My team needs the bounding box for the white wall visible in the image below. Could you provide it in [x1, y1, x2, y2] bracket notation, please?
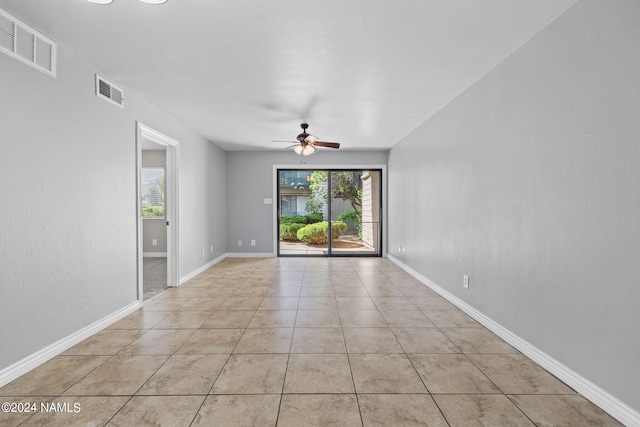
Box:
[180, 138, 228, 275]
[226, 150, 388, 254]
[388, 0, 640, 415]
[0, 41, 226, 372]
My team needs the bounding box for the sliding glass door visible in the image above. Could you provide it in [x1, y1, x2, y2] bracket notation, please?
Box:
[330, 170, 381, 255]
[277, 169, 382, 257]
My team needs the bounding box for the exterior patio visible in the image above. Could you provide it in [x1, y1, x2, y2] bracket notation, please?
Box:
[278, 170, 381, 256]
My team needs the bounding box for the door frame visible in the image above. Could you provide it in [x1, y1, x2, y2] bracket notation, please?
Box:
[273, 164, 387, 257]
[136, 123, 180, 301]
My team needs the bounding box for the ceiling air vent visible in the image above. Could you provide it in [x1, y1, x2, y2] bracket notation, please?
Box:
[0, 8, 56, 77]
[96, 75, 124, 107]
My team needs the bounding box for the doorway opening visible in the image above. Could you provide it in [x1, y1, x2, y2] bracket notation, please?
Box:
[277, 168, 382, 257]
[136, 123, 180, 301]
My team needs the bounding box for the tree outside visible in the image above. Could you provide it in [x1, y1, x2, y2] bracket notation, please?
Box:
[142, 168, 165, 218]
[279, 169, 381, 255]
[305, 171, 362, 238]
[305, 171, 362, 215]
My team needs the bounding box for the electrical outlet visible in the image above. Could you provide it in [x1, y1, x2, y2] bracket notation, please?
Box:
[201, 248, 205, 257]
[238, 240, 242, 247]
[251, 239, 256, 246]
[210, 245, 214, 253]
[152, 239, 157, 246]
[463, 275, 469, 289]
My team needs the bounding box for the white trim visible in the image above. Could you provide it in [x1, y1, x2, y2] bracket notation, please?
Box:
[226, 252, 276, 258]
[272, 164, 387, 257]
[138, 123, 179, 147]
[0, 301, 140, 388]
[167, 144, 180, 286]
[136, 123, 180, 301]
[179, 253, 228, 284]
[387, 254, 640, 427]
[143, 252, 167, 258]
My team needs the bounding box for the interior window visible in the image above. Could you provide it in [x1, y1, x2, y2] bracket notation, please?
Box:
[141, 167, 165, 218]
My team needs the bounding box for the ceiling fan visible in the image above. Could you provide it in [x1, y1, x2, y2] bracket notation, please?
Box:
[274, 123, 340, 156]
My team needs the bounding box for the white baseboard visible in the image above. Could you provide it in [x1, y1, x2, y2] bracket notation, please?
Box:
[0, 301, 141, 388]
[179, 253, 227, 284]
[387, 255, 640, 427]
[143, 252, 167, 258]
[226, 252, 276, 258]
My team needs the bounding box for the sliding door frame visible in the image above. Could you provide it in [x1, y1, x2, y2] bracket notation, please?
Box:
[273, 164, 386, 257]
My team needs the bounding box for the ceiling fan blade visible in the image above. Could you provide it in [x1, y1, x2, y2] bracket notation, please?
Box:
[313, 141, 340, 149]
[271, 140, 296, 143]
[279, 144, 299, 151]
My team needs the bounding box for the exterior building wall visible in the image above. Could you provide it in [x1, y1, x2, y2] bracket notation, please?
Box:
[361, 171, 380, 247]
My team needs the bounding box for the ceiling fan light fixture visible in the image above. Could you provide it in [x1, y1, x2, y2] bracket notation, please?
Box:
[282, 123, 338, 155]
[86, 0, 114, 4]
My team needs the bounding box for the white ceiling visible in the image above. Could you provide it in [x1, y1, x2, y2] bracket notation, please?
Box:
[1, 0, 578, 151]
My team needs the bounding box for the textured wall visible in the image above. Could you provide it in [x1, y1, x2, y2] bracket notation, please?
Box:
[225, 150, 388, 254]
[0, 43, 226, 370]
[387, 0, 640, 412]
[178, 137, 227, 275]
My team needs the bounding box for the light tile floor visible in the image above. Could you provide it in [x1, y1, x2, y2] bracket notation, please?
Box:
[0, 257, 623, 426]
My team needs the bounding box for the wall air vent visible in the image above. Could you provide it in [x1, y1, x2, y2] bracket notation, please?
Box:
[95, 75, 124, 107]
[0, 8, 56, 77]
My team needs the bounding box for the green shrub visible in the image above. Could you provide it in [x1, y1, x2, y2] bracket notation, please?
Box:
[297, 221, 347, 244]
[281, 214, 307, 224]
[305, 213, 323, 224]
[142, 206, 165, 217]
[280, 223, 306, 241]
[336, 209, 359, 223]
[336, 210, 362, 239]
[332, 221, 348, 239]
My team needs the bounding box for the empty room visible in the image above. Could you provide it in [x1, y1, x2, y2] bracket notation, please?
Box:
[0, 0, 638, 426]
